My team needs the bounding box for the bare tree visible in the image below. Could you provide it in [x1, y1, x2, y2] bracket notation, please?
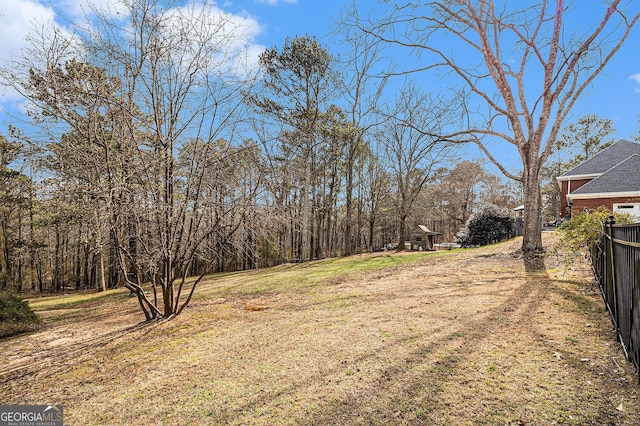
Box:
[335, 8, 388, 255]
[425, 161, 485, 241]
[380, 86, 456, 246]
[1, 0, 256, 318]
[361, 151, 392, 251]
[357, 0, 639, 255]
[93, 0, 255, 318]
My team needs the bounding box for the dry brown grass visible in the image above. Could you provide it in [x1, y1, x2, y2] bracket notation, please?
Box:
[1, 234, 639, 425]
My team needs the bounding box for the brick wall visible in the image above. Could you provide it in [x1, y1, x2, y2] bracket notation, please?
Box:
[560, 178, 592, 217]
[571, 196, 640, 215]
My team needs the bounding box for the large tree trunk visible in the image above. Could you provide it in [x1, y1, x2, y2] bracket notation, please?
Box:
[522, 168, 543, 254]
[398, 212, 408, 250]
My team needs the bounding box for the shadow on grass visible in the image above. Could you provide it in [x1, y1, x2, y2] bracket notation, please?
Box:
[298, 261, 551, 425]
[203, 253, 625, 425]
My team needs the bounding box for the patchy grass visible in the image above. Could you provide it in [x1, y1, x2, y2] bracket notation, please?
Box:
[1, 234, 639, 425]
[199, 250, 439, 297]
[28, 288, 127, 310]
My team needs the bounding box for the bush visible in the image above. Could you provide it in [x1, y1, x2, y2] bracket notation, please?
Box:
[0, 293, 41, 338]
[557, 206, 633, 253]
[456, 204, 515, 247]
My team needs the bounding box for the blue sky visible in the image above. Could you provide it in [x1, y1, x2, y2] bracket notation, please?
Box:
[0, 0, 352, 118]
[1, 0, 639, 175]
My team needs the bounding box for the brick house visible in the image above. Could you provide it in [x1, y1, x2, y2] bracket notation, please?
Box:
[556, 139, 640, 218]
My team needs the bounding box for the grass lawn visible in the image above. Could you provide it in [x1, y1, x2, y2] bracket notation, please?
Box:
[1, 234, 639, 425]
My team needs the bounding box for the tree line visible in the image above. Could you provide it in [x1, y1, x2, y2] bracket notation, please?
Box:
[1, 0, 636, 319]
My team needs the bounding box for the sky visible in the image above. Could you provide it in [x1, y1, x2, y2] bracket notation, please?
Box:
[0, 0, 639, 175]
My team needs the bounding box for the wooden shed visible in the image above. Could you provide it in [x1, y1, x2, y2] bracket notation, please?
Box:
[410, 225, 441, 251]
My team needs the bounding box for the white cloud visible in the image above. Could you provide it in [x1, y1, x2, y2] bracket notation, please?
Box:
[0, 0, 266, 105]
[0, 0, 58, 102]
[253, 0, 297, 5]
[0, 0, 56, 62]
[0, 0, 125, 58]
[159, 2, 266, 79]
[57, 0, 93, 19]
[630, 73, 640, 94]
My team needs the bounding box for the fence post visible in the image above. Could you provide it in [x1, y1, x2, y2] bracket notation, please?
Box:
[605, 216, 619, 333]
[635, 260, 640, 383]
[593, 218, 640, 382]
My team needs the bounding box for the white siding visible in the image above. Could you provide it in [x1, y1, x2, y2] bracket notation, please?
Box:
[613, 203, 640, 220]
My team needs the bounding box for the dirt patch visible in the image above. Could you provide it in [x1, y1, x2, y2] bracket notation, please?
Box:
[1, 234, 639, 425]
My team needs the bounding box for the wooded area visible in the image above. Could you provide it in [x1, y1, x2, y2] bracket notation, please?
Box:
[0, 0, 637, 319]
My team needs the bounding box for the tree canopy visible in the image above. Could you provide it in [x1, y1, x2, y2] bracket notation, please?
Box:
[353, 0, 639, 256]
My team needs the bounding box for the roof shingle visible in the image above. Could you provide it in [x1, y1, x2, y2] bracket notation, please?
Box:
[561, 139, 640, 177]
[570, 154, 640, 195]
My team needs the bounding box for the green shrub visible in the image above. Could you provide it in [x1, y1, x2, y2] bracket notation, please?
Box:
[557, 206, 633, 253]
[0, 293, 41, 338]
[456, 204, 515, 247]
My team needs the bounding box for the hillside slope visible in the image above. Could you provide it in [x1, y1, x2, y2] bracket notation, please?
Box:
[1, 235, 639, 425]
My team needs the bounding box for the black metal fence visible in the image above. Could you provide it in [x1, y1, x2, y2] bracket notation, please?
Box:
[590, 218, 640, 381]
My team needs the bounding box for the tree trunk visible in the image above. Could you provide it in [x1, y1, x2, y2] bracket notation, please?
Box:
[15, 210, 22, 292]
[83, 244, 91, 288]
[356, 194, 364, 253]
[163, 261, 173, 317]
[75, 235, 81, 290]
[108, 229, 119, 289]
[344, 162, 353, 256]
[37, 260, 43, 293]
[99, 250, 107, 292]
[300, 152, 311, 262]
[29, 194, 35, 291]
[368, 216, 375, 252]
[522, 169, 544, 253]
[0, 219, 9, 290]
[53, 225, 60, 292]
[398, 213, 408, 250]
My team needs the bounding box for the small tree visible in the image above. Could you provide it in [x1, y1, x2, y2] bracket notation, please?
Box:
[456, 204, 514, 248]
[2, 0, 257, 319]
[557, 207, 633, 253]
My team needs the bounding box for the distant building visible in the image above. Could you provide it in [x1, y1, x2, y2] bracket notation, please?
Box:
[556, 139, 640, 219]
[410, 225, 441, 251]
